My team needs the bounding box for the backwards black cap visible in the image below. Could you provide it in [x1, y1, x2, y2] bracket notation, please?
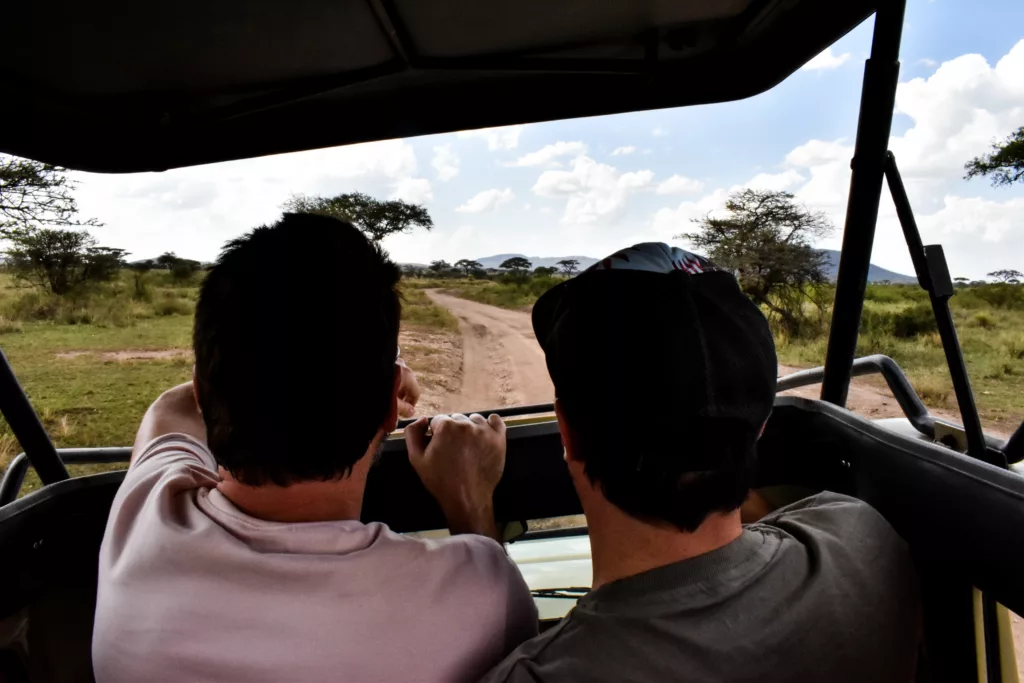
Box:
[532, 243, 777, 474]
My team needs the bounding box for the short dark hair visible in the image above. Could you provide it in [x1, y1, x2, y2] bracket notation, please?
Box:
[561, 406, 757, 533]
[193, 213, 401, 486]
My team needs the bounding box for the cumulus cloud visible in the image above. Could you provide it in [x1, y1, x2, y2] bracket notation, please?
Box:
[506, 141, 587, 167]
[74, 139, 422, 261]
[611, 146, 637, 156]
[656, 174, 705, 196]
[456, 125, 523, 150]
[392, 177, 434, 204]
[801, 47, 851, 71]
[648, 40, 1024, 277]
[456, 188, 515, 213]
[651, 127, 668, 138]
[432, 144, 459, 181]
[533, 156, 654, 224]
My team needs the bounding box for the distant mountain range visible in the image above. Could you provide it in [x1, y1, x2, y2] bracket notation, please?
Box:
[472, 250, 916, 283]
[475, 254, 600, 271]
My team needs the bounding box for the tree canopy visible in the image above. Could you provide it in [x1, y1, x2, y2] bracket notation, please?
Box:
[455, 259, 483, 277]
[1, 155, 99, 230]
[989, 269, 1023, 284]
[557, 259, 580, 276]
[965, 126, 1024, 187]
[2, 226, 126, 295]
[499, 257, 532, 274]
[428, 260, 452, 276]
[678, 189, 833, 336]
[282, 192, 434, 242]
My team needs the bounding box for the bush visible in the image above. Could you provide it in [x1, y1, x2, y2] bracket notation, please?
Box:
[971, 312, 997, 329]
[955, 283, 1024, 311]
[864, 284, 927, 304]
[860, 303, 937, 339]
[0, 317, 23, 334]
[152, 296, 193, 317]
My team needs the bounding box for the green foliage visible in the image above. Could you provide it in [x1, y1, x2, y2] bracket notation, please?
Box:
[533, 266, 558, 277]
[679, 189, 832, 337]
[965, 126, 1024, 187]
[860, 303, 938, 339]
[445, 275, 562, 310]
[557, 259, 580, 276]
[283, 192, 434, 242]
[988, 269, 1023, 284]
[955, 283, 1024, 311]
[864, 283, 927, 304]
[400, 288, 459, 333]
[0, 155, 100, 230]
[1, 226, 126, 295]
[454, 259, 484, 277]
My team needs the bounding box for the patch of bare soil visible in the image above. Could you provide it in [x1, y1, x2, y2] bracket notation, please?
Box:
[56, 349, 192, 361]
[399, 328, 463, 416]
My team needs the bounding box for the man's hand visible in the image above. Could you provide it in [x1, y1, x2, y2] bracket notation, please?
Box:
[405, 413, 506, 540]
[396, 359, 421, 418]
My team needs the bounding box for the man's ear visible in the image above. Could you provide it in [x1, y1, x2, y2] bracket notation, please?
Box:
[383, 365, 402, 433]
[554, 399, 581, 465]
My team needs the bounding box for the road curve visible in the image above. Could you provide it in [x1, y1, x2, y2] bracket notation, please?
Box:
[426, 290, 554, 413]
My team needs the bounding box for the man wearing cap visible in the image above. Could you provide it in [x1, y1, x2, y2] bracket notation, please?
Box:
[482, 243, 921, 682]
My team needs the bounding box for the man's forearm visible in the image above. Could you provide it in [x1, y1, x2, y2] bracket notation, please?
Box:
[443, 502, 501, 542]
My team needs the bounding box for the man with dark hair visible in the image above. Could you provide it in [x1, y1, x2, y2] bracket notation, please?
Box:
[93, 214, 537, 683]
[483, 243, 921, 683]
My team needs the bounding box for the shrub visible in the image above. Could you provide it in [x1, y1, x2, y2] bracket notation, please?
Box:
[971, 312, 997, 329]
[0, 317, 23, 334]
[860, 303, 937, 339]
[152, 296, 194, 317]
[955, 283, 1024, 311]
[864, 284, 927, 304]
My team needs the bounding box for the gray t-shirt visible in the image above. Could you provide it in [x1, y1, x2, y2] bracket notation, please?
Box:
[481, 493, 921, 683]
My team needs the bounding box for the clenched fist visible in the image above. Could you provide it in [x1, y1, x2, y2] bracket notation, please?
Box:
[405, 413, 506, 540]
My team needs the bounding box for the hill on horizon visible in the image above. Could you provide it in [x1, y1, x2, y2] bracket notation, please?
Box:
[473, 250, 916, 283]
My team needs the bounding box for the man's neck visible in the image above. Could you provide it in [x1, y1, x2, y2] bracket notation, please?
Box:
[584, 501, 743, 590]
[216, 437, 380, 524]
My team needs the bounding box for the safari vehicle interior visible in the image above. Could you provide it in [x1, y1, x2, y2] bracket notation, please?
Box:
[2, 0, 1024, 681]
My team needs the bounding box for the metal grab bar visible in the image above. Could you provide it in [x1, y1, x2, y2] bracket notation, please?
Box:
[0, 447, 132, 506]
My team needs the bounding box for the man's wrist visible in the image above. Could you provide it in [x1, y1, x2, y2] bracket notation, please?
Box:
[443, 500, 500, 541]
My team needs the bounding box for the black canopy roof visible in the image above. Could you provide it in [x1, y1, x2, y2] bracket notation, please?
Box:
[3, 0, 877, 173]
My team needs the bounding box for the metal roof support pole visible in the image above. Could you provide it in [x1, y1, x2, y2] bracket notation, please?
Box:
[0, 347, 68, 484]
[820, 0, 906, 407]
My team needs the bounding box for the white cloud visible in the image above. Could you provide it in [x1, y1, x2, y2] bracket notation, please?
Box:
[746, 169, 806, 192]
[917, 58, 939, 69]
[656, 174, 705, 196]
[650, 40, 1024, 278]
[456, 188, 515, 213]
[506, 141, 587, 167]
[533, 156, 654, 224]
[391, 177, 434, 204]
[431, 144, 459, 181]
[651, 127, 668, 138]
[74, 139, 421, 261]
[456, 125, 524, 150]
[801, 47, 852, 71]
[611, 146, 637, 156]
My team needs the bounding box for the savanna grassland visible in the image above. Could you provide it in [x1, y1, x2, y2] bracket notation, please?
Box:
[0, 270, 460, 496]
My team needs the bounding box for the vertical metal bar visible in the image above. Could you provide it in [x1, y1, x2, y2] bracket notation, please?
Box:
[0, 347, 68, 484]
[884, 154, 992, 465]
[821, 0, 907, 406]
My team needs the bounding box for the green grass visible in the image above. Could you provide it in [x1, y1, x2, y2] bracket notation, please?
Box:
[436, 276, 565, 310]
[0, 273, 461, 496]
[400, 287, 459, 332]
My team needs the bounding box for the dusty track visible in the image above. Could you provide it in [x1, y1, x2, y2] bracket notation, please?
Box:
[426, 291, 554, 412]
[426, 291, 989, 429]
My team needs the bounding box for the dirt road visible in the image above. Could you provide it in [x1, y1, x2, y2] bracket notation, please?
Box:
[426, 289, 934, 422]
[426, 291, 554, 412]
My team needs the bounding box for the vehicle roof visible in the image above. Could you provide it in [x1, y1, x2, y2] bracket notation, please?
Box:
[3, 0, 877, 173]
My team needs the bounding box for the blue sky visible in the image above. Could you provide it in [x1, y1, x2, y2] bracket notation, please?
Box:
[76, 0, 1024, 279]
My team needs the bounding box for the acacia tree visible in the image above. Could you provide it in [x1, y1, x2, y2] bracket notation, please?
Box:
[499, 256, 532, 277]
[3, 227, 125, 295]
[1, 155, 100, 230]
[283, 192, 433, 242]
[454, 259, 483, 278]
[989, 269, 1023, 284]
[678, 189, 833, 336]
[965, 126, 1024, 187]
[428, 260, 452, 277]
[557, 259, 580, 276]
